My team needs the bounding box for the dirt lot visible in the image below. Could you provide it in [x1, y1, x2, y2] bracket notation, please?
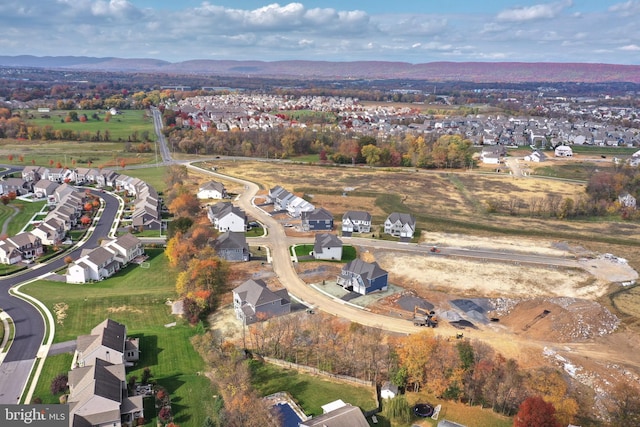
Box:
[204, 159, 640, 412]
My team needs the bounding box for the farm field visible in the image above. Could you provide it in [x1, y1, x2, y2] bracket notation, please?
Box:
[27, 109, 156, 143]
[0, 140, 156, 169]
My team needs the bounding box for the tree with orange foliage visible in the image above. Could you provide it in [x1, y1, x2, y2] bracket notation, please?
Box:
[513, 396, 560, 427]
[7, 154, 13, 162]
[80, 216, 91, 226]
[165, 232, 196, 270]
[119, 159, 126, 169]
[168, 192, 200, 218]
[84, 202, 93, 212]
[392, 330, 438, 392]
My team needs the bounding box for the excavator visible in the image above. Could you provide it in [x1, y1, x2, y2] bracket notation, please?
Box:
[413, 306, 438, 328]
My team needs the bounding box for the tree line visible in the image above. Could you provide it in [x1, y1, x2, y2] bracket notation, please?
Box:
[189, 311, 640, 427]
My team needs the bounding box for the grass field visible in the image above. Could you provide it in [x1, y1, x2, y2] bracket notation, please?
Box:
[1, 200, 47, 236]
[22, 249, 216, 427]
[117, 166, 168, 194]
[27, 109, 156, 143]
[249, 360, 378, 416]
[0, 140, 157, 170]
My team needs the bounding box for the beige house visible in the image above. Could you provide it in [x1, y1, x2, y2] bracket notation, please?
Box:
[68, 319, 143, 427]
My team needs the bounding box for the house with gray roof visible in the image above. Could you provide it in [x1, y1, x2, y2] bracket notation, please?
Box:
[268, 185, 314, 218]
[68, 319, 142, 427]
[213, 231, 249, 262]
[6, 232, 43, 261]
[313, 233, 343, 260]
[33, 178, 59, 199]
[299, 403, 369, 427]
[66, 246, 120, 284]
[197, 180, 227, 199]
[207, 202, 246, 232]
[103, 233, 145, 264]
[0, 177, 32, 196]
[232, 279, 291, 325]
[67, 358, 143, 427]
[384, 212, 416, 239]
[337, 259, 388, 295]
[73, 319, 139, 369]
[301, 207, 334, 231]
[31, 217, 65, 246]
[341, 210, 372, 234]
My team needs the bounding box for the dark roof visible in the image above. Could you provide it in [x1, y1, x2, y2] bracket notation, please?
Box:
[342, 259, 387, 281]
[233, 279, 289, 308]
[342, 210, 371, 222]
[302, 207, 333, 222]
[301, 405, 369, 427]
[386, 212, 416, 228]
[213, 231, 248, 251]
[314, 233, 343, 253]
[95, 319, 126, 352]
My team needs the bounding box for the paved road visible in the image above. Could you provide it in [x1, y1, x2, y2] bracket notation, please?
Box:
[0, 190, 120, 403]
[191, 164, 583, 336]
[150, 107, 172, 163]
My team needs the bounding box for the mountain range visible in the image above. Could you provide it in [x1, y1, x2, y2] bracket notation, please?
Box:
[1, 55, 640, 84]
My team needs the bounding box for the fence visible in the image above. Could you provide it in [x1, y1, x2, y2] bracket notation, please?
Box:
[262, 356, 375, 387]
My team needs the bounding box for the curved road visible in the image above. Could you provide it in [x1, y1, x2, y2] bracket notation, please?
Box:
[0, 190, 120, 403]
[189, 164, 583, 337]
[0, 112, 591, 402]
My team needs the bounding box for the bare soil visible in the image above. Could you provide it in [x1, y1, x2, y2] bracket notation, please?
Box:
[204, 160, 640, 412]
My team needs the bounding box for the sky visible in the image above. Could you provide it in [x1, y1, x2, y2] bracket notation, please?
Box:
[1, 0, 639, 64]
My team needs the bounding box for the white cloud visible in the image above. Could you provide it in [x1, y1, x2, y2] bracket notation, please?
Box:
[496, 0, 573, 22]
[0, 0, 637, 65]
[608, 0, 640, 15]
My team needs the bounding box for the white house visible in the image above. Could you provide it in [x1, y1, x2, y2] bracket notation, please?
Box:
[524, 150, 547, 162]
[313, 233, 343, 261]
[103, 233, 145, 264]
[342, 210, 372, 234]
[31, 218, 65, 246]
[197, 180, 227, 199]
[384, 212, 416, 239]
[207, 202, 247, 232]
[66, 247, 120, 284]
[554, 145, 573, 157]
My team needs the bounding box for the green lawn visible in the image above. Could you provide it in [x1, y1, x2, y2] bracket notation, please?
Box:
[293, 244, 357, 261]
[22, 249, 216, 427]
[119, 166, 168, 194]
[28, 109, 156, 143]
[2, 200, 47, 236]
[30, 353, 73, 404]
[249, 360, 378, 417]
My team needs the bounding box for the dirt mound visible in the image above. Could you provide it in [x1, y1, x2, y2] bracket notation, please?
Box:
[493, 297, 619, 342]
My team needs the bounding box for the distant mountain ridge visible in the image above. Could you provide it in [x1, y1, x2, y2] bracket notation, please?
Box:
[1, 55, 639, 83]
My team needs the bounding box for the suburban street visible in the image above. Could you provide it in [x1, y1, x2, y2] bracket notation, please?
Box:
[0, 190, 120, 404]
[191, 164, 583, 336]
[0, 112, 599, 404]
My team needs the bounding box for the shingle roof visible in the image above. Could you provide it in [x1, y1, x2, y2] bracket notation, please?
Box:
[302, 207, 333, 222]
[342, 210, 371, 222]
[300, 404, 369, 427]
[314, 233, 343, 254]
[342, 259, 387, 282]
[213, 231, 247, 251]
[386, 212, 416, 228]
[233, 279, 287, 308]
